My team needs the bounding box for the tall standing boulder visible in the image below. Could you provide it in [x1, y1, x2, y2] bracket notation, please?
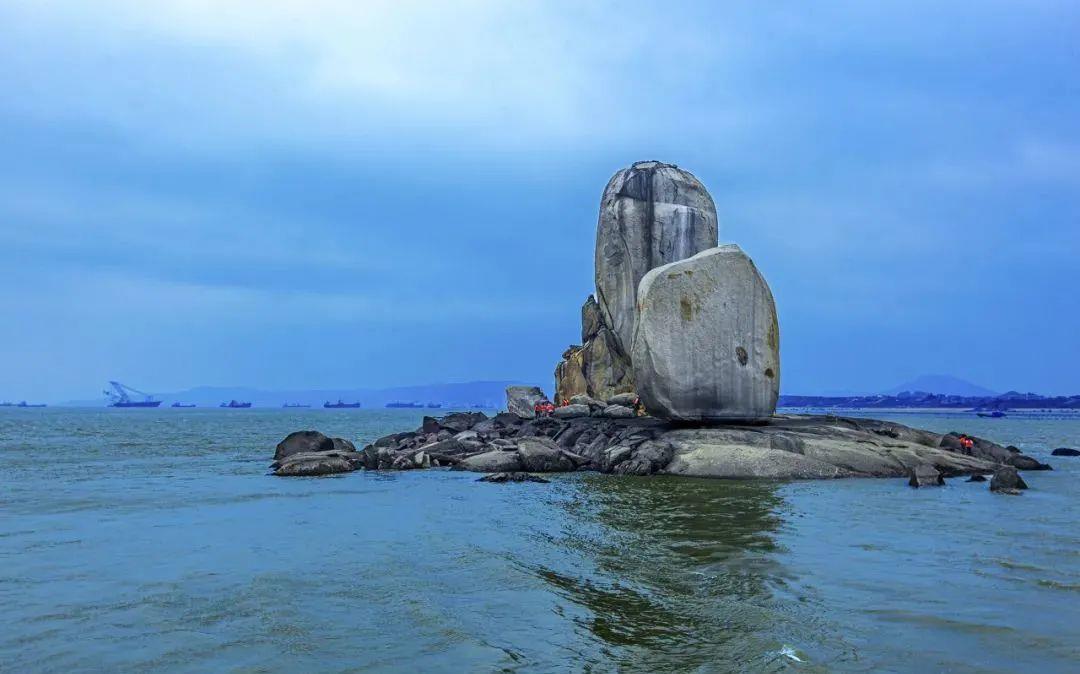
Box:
[632, 245, 780, 421]
[595, 161, 719, 357]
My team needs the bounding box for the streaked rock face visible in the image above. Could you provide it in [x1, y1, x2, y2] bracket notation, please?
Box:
[554, 296, 633, 403]
[595, 161, 718, 356]
[632, 245, 779, 421]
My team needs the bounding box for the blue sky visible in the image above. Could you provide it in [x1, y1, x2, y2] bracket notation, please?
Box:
[1, 1, 1078, 401]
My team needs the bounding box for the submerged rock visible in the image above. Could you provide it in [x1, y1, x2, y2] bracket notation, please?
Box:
[1051, 447, 1079, 457]
[632, 245, 780, 421]
[990, 466, 1028, 494]
[1007, 454, 1052, 471]
[273, 451, 363, 476]
[477, 472, 550, 484]
[909, 465, 945, 487]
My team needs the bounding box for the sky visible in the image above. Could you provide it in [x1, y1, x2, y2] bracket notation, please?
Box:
[1, 1, 1078, 402]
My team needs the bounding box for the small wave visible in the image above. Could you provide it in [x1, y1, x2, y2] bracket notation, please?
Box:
[1036, 579, 1080, 592]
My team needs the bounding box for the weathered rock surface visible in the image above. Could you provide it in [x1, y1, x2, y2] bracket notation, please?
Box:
[600, 404, 635, 419]
[607, 392, 637, 407]
[632, 245, 780, 421]
[506, 386, 546, 418]
[552, 404, 590, 419]
[1051, 447, 1079, 457]
[554, 305, 634, 403]
[595, 161, 719, 357]
[274, 430, 335, 461]
[286, 411, 1044, 482]
[990, 466, 1028, 494]
[272, 451, 364, 476]
[908, 465, 945, 487]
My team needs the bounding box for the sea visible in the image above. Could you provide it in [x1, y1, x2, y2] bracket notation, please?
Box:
[1, 407, 1077, 673]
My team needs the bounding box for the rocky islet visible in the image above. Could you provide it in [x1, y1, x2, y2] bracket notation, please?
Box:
[271, 160, 1056, 489]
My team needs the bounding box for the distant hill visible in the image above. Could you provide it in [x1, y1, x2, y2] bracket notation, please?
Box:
[60, 380, 534, 408]
[883, 374, 998, 397]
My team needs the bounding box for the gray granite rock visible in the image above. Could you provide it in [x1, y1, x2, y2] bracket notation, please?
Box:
[457, 450, 523, 473]
[632, 245, 779, 421]
[908, 465, 945, 487]
[505, 385, 546, 418]
[552, 404, 590, 419]
[274, 430, 334, 461]
[595, 161, 718, 356]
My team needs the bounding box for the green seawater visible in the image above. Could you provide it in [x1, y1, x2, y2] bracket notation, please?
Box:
[1, 408, 1077, 672]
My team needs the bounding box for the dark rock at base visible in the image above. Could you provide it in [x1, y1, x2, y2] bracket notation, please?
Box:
[440, 411, 488, 433]
[374, 431, 416, 449]
[909, 465, 945, 487]
[966, 474, 988, 482]
[275, 430, 334, 461]
[273, 451, 363, 476]
[1051, 447, 1080, 457]
[456, 450, 523, 472]
[277, 411, 1049, 482]
[1007, 454, 1052, 471]
[607, 392, 637, 407]
[477, 472, 550, 484]
[600, 404, 635, 419]
[517, 437, 577, 472]
[1006, 445, 1021, 454]
[331, 437, 357, 452]
[552, 404, 590, 419]
[610, 440, 674, 475]
[990, 466, 1028, 493]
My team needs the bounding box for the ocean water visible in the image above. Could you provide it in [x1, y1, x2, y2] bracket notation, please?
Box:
[1, 408, 1077, 673]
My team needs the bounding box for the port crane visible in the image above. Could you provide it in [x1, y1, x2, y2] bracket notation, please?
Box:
[103, 381, 162, 407]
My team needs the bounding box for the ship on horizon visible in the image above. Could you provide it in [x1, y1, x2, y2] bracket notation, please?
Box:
[104, 381, 162, 408]
[220, 400, 252, 408]
[283, 403, 311, 408]
[385, 401, 424, 408]
[171, 402, 196, 408]
[324, 400, 361, 409]
[1, 400, 47, 408]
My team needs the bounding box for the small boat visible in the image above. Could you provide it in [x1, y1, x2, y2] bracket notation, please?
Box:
[283, 403, 311, 408]
[324, 400, 361, 409]
[171, 402, 196, 408]
[976, 411, 1006, 418]
[16, 401, 47, 408]
[220, 400, 252, 408]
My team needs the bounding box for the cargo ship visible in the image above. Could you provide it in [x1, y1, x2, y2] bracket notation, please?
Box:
[16, 401, 47, 408]
[171, 402, 196, 408]
[104, 381, 162, 408]
[324, 400, 361, 408]
[385, 401, 424, 408]
[283, 403, 311, 408]
[220, 400, 252, 408]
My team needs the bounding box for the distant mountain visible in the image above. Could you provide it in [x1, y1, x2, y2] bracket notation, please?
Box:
[883, 375, 998, 397]
[60, 380, 533, 408]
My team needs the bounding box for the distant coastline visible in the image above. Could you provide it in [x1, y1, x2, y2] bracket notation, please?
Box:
[779, 391, 1080, 410]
